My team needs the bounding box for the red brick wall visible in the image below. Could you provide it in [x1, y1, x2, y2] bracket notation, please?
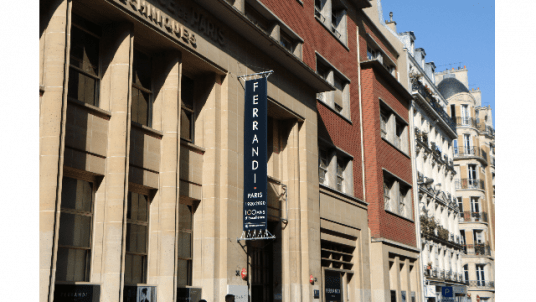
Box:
[260, 0, 416, 247]
[361, 67, 416, 247]
[260, 0, 364, 200]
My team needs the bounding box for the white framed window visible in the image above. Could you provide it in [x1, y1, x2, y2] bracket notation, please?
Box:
[383, 171, 412, 219]
[461, 104, 470, 125]
[473, 230, 484, 245]
[463, 264, 469, 282]
[316, 54, 351, 118]
[470, 197, 480, 213]
[314, 0, 347, 45]
[319, 148, 329, 185]
[318, 144, 353, 195]
[476, 264, 485, 285]
[380, 102, 408, 153]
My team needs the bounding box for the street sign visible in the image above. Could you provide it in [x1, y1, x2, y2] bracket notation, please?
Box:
[442, 286, 453, 298]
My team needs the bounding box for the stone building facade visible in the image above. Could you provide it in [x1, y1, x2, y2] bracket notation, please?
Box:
[40, 1, 422, 302]
[394, 29, 468, 301]
[436, 68, 495, 302]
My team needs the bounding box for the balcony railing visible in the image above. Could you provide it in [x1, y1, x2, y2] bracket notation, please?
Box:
[460, 211, 488, 223]
[456, 116, 478, 128]
[455, 178, 485, 190]
[412, 80, 456, 132]
[464, 244, 492, 256]
[454, 146, 487, 162]
[468, 280, 495, 289]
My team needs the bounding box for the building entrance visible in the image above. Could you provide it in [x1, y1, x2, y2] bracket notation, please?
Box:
[247, 221, 281, 302]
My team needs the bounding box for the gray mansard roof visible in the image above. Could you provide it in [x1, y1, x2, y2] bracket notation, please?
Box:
[437, 77, 469, 99]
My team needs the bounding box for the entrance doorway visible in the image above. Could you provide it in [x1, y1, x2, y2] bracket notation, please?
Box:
[247, 221, 281, 302]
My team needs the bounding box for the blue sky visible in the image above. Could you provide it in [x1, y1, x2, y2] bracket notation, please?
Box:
[379, 0, 495, 126]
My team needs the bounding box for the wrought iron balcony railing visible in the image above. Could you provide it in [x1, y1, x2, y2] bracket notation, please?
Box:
[468, 280, 495, 289]
[459, 211, 488, 223]
[455, 178, 485, 190]
[456, 117, 478, 128]
[454, 146, 486, 161]
[464, 244, 492, 256]
[412, 80, 456, 132]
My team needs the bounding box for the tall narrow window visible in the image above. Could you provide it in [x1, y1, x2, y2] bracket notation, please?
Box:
[56, 177, 94, 282]
[380, 112, 388, 139]
[461, 105, 469, 125]
[177, 203, 193, 286]
[473, 230, 483, 245]
[384, 182, 392, 212]
[132, 49, 152, 126]
[463, 134, 471, 153]
[463, 264, 469, 282]
[460, 230, 466, 245]
[470, 197, 480, 214]
[319, 149, 329, 185]
[450, 104, 456, 119]
[333, 76, 344, 113]
[457, 197, 463, 212]
[336, 158, 345, 192]
[453, 139, 458, 155]
[476, 264, 485, 286]
[68, 15, 101, 106]
[280, 31, 294, 53]
[124, 192, 150, 284]
[468, 165, 477, 189]
[181, 76, 195, 142]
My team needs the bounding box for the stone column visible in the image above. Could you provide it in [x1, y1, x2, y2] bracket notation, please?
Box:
[99, 22, 134, 302]
[39, 1, 71, 301]
[147, 51, 182, 302]
[195, 74, 224, 302]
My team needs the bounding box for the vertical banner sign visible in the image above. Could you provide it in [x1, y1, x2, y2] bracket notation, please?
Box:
[243, 78, 268, 233]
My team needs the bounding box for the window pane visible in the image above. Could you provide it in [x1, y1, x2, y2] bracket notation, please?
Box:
[178, 231, 191, 259]
[56, 247, 88, 282]
[127, 192, 148, 222]
[177, 259, 192, 286]
[68, 69, 97, 106]
[181, 77, 195, 109]
[133, 50, 151, 89]
[124, 253, 145, 284]
[70, 26, 99, 76]
[181, 108, 192, 141]
[126, 224, 147, 254]
[131, 87, 149, 126]
[179, 203, 192, 231]
[61, 177, 92, 212]
[58, 213, 92, 248]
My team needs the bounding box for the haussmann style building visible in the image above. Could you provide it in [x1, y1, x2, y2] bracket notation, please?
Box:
[435, 67, 495, 302]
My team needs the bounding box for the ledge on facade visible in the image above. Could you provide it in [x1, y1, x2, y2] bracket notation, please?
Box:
[180, 139, 206, 154]
[352, 0, 373, 9]
[360, 60, 412, 101]
[319, 183, 368, 207]
[412, 90, 457, 139]
[371, 237, 420, 253]
[317, 98, 353, 124]
[131, 122, 164, 139]
[197, 0, 334, 93]
[381, 136, 411, 159]
[385, 209, 414, 223]
[67, 98, 112, 119]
